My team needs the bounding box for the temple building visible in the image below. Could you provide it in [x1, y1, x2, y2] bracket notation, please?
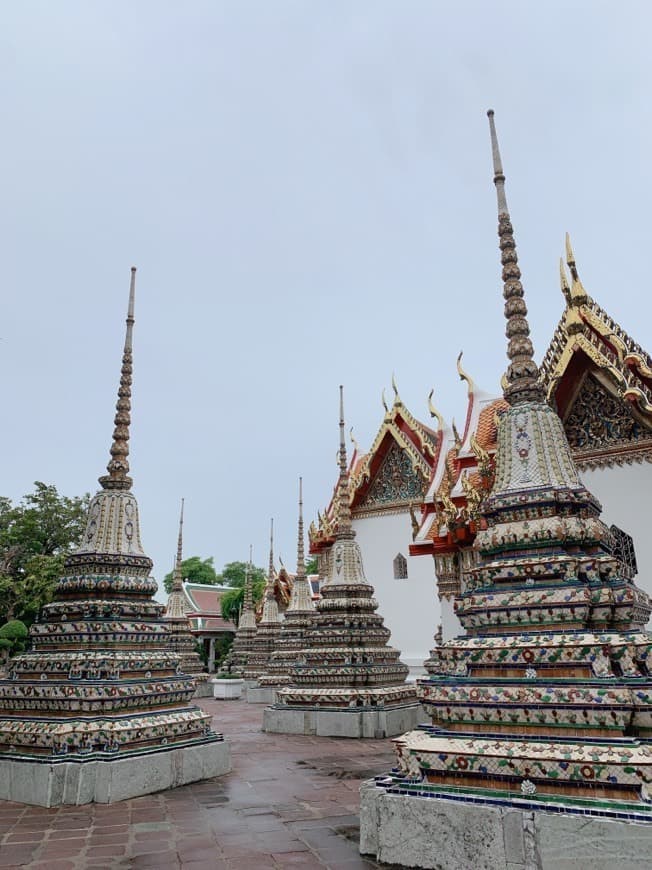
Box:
[163, 500, 211, 696]
[181, 582, 236, 672]
[409, 245, 652, 655]
[218, 551, 258, 678]
[265, 389, 420, 738]
[541, 241, 652, 602]
[361, 112, 652, 868]
[259, 479, 316, 702]
[245, 520, 283, 702]
[310, 385, 441, 674]
[0, 269, 230, 807]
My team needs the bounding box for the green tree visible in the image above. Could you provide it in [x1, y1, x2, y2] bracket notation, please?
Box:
[0, 483, 90, 625]
[218, 561, 266, 625]
[0, 619, 29, 663]
[162, 555, 218, 594]
[305, 556, 318, 574]
[218, 561, 266, 588]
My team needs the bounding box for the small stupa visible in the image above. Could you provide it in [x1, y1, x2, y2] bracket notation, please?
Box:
[0, 269, 230, 807]
[245, 520, 283, 701]
[266, 389, 420, 738]
[218, 549, 258, 679]
[259, 479, 316, 703]
[361, 113, 652, 869]
[164, 499, 211, 696]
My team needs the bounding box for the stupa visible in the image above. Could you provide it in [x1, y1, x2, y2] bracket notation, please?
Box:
[361, 114, 652, 868]
[246, 520, 283, 703]
[265, 389, 420, 738]
[259, 479, 316, 705]
[164, 499, 212, 697]
[218, 550, 258, 680]
[0, 269, 230, 807]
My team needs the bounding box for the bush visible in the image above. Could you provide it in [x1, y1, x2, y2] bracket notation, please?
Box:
[0, 619, 28, 656]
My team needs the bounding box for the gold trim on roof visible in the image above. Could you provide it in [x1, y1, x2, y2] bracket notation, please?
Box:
[456, 351, 475, 397]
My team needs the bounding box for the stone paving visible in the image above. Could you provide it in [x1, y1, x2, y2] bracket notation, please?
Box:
[0, 698, 402, 869]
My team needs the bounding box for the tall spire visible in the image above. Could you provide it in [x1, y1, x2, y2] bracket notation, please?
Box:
[244, 545, 253, 610]
[100, 267, 137, 490]
[286, 476, 315, 614]
[297, 477, 305, 578]
[487, 111, 543, 406]
[335, 386, 354, 537]
[265, 518, 275, 600]
[239, 545, 257, 631]
[172, 498, 184, 593]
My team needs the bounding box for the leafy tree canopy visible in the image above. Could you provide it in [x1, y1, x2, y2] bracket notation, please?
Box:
[0, 619, 29, 657]
[0, 483, 90, 626]
[220, 580, 266, 626]
[217, 562, 266, 626]
[305, 556, 318, 575]
[218, 561, 266, 588]
[162, 555, 218, 594]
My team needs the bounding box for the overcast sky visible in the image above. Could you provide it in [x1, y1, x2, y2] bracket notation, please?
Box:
[2, 2, 651, 596]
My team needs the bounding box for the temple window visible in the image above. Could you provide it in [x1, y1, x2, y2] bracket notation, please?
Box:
[606, 524, 638, 579]
[393, 553, 408, 579]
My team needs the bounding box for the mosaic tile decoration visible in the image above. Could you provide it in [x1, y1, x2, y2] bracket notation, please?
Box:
[0, 272, 221, 762]
[274, 392, 417, 713]
[380, 115, 652, 820]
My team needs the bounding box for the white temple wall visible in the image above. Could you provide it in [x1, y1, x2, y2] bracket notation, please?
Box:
[580, 461, 652, 619]
[440, 595, 463, 642]
[352, 511, 440, 676]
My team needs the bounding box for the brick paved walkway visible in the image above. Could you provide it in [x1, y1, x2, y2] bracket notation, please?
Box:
[0, 698, 401, 869]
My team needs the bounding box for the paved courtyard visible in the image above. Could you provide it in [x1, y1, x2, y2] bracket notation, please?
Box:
[0, 698, 401, 869]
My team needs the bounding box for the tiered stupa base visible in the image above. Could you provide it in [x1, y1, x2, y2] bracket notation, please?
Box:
[264, 685, 421, 738]
[0, 733, 230, 808]
[360, 777, 652, 870]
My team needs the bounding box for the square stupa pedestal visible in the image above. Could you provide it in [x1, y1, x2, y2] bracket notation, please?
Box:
[246, 685, 278, 704]
[192, 675, 214, 698]
[0, 739, 231, 808]
[360, 779, 652, 870]
[263, 702, 422, 738]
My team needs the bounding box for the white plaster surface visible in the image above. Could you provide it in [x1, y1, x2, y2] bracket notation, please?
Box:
[192, 679, 214, 698]
[440, 595, 463, 642]
[581, 462, 652, 622]
[246, 686, 277, 704]
[0, 740, 231, 807]
[360, 781, 652, 870]
[535, 812, 652, 869]
[352, 511, 440, 671]
[211, 679, 245, 699]
[263, 703, 423, 738]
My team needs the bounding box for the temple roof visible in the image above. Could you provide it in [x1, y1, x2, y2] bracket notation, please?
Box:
[540, 237, 652, 469]
[411, 368, 507, 557]
[183, 582, 232, 615]
[310, 388, 440, 551]
[182, 582, 235, 634]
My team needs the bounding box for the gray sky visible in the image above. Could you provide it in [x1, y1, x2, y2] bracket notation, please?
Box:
[3, 1, 651, 596]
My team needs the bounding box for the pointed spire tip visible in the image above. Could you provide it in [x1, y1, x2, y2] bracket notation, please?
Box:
[99, 267, 137, 490]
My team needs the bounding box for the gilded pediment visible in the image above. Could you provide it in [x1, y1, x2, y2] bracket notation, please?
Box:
[357, 440, 427, 511]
